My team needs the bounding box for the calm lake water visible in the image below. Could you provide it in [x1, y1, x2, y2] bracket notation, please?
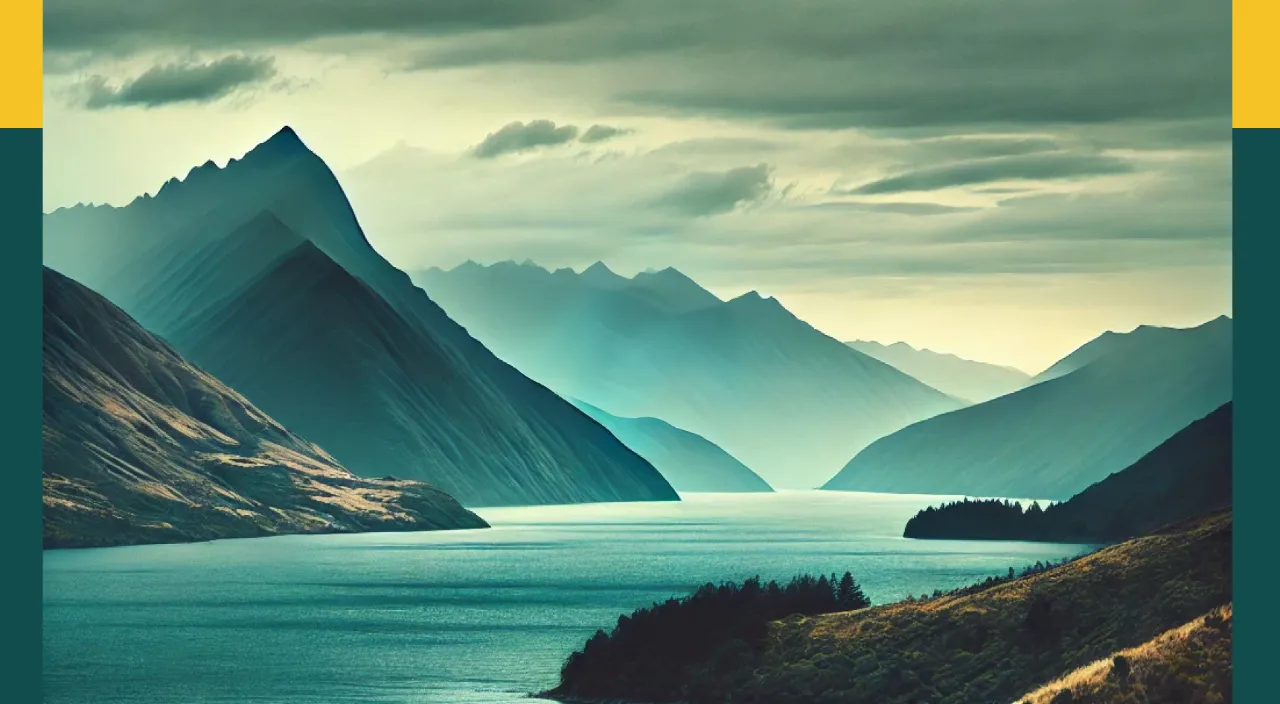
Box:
[43, 491, 1091, 704]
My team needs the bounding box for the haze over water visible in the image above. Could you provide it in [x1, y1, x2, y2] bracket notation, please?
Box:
[43, 492, 1090, 704]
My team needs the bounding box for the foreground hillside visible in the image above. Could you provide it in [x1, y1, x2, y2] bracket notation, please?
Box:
[43, 266, 488, 549]
[826, 317, 1231, 499]
[418, 260, 960, 489]
[546, 511, 1231, 704]
[904, 402, 1232, 543]
[1018, 603, 1231, 704]
[42, 127, 678, 507]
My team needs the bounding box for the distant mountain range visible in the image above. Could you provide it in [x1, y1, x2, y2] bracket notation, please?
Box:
[845, 340, 1030, 403]
[42, 266, 488, 549]
[417, 260, 961, 489]
[903, 402, 1232, 543]
[42, 127, 678, 508]
[825, 316, 1232, 499]
[570, 400, 773, 493]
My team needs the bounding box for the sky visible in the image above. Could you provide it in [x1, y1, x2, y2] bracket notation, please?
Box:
[41, 0, 1232, 374]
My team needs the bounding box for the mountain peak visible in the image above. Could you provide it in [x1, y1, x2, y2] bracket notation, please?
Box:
[580, 260, 628, 287]
[242, 125, 312, 163]
[727, 290, 785, 311]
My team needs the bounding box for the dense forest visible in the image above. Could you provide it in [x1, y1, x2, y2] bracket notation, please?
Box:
[545, 572, 870, 703]
[903, 403, 1231, 544]
[903, 498, 1064, 541]
[546, 558, 1077, 703]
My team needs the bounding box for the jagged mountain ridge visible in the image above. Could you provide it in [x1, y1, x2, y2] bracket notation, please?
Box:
[42, 127, 679, 508]
[825, 316, 1232, 499]
[569, 399, 773, 493]
[416, 261, 962, 489]
[846, 339, 1030, 403]
[42, 266, 488, 549]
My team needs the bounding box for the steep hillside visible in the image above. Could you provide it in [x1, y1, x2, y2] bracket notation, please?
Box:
[42, 266, 487, 549]
[846, 340, 1030, 403]
[571, 400, 772, 493]
[1018, 604, 1232, 704]
[42, 128, 678, 508]
[903, 402, 1232, 543]
[417, 261, 961, 489]
[825, 317, 1231, 499]
[546, 511, 1232, 704]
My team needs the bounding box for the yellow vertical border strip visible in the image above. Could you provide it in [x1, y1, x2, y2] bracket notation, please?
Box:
[0, 0, 42, 128]
[1236, 0, 1280, 128]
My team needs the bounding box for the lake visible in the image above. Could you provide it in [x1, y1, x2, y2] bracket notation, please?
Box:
[43, 491, 1091, 703]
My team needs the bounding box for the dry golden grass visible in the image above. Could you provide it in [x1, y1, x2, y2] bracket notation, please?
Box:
[1018, 603, 1232, 704]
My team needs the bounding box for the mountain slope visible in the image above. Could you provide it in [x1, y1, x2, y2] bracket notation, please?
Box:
[570, 400, 773, 493]
[846, 339, 1030, 403]
[42, 127, 678, 508]
[1018, 603, 1232, 704]
[825, 316, 1232, 499]
[903, 403, 1232, 543]
[547, 511, 1232, 704]
[416, 262, 961, 489]
[42, 266, 487, 549]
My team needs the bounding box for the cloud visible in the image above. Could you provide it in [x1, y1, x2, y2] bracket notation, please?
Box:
[847, 152, 1134, 194]
[44, 0, 604, 53]
[404, 0, 1228, 136]
[78, 55, 278, 109]
[655, 163, 776, 216]
[473, 119, 580, 158]
[579, 124, 632, 143]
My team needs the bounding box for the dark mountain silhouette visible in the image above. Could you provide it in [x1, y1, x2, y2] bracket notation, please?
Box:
[825, 316, 1232, 499]
[904, 402, 1232, 542]
[570, 399, 773, 493]
[42, 127, 678, 508]
[42, 266, 488, 549]
[846, 339, 1030, 403]
[416, 262, 961, 489]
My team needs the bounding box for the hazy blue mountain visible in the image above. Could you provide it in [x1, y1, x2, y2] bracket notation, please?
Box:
[416, 262, 961, 489]
[846, 340, 1030, 403]
[903, 402, 1232, 543]
[42, 266, 488, 549]
[824, 316, 1232, 499]
[42, 127, 678, 508]
[569, 399, 773, 493]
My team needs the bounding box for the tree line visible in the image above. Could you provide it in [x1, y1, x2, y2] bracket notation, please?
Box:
[546, 571, 871, 702]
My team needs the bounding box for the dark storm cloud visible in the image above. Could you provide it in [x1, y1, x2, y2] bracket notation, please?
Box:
[655, 164, 775, 216]
[410, 0, 1228, 133]
[473, 120, 580, 158]
[578, 124, 633, 143]
[80, 55, 277, 109]
[44, 0, 607, 53]
[846, 152, 1134, 195]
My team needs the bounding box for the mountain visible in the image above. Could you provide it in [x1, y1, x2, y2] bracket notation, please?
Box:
[42, 266, 487, 549]
[824, 316, 1232, 499]
[570, 400, 772, 493]
[845, 340, 1030, 403]
[903, 402, 1232, 543]
[416, 262, 961, 489]
[546, 510, 1232, 704]
[41, 127, 678, 508]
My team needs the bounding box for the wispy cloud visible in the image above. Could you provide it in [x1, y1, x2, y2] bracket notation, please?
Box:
[79, 54, 277, 109]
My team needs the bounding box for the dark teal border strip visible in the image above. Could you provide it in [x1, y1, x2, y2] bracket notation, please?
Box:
[1, 127, 41, 697]
[1233, 127, 1272, 698]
